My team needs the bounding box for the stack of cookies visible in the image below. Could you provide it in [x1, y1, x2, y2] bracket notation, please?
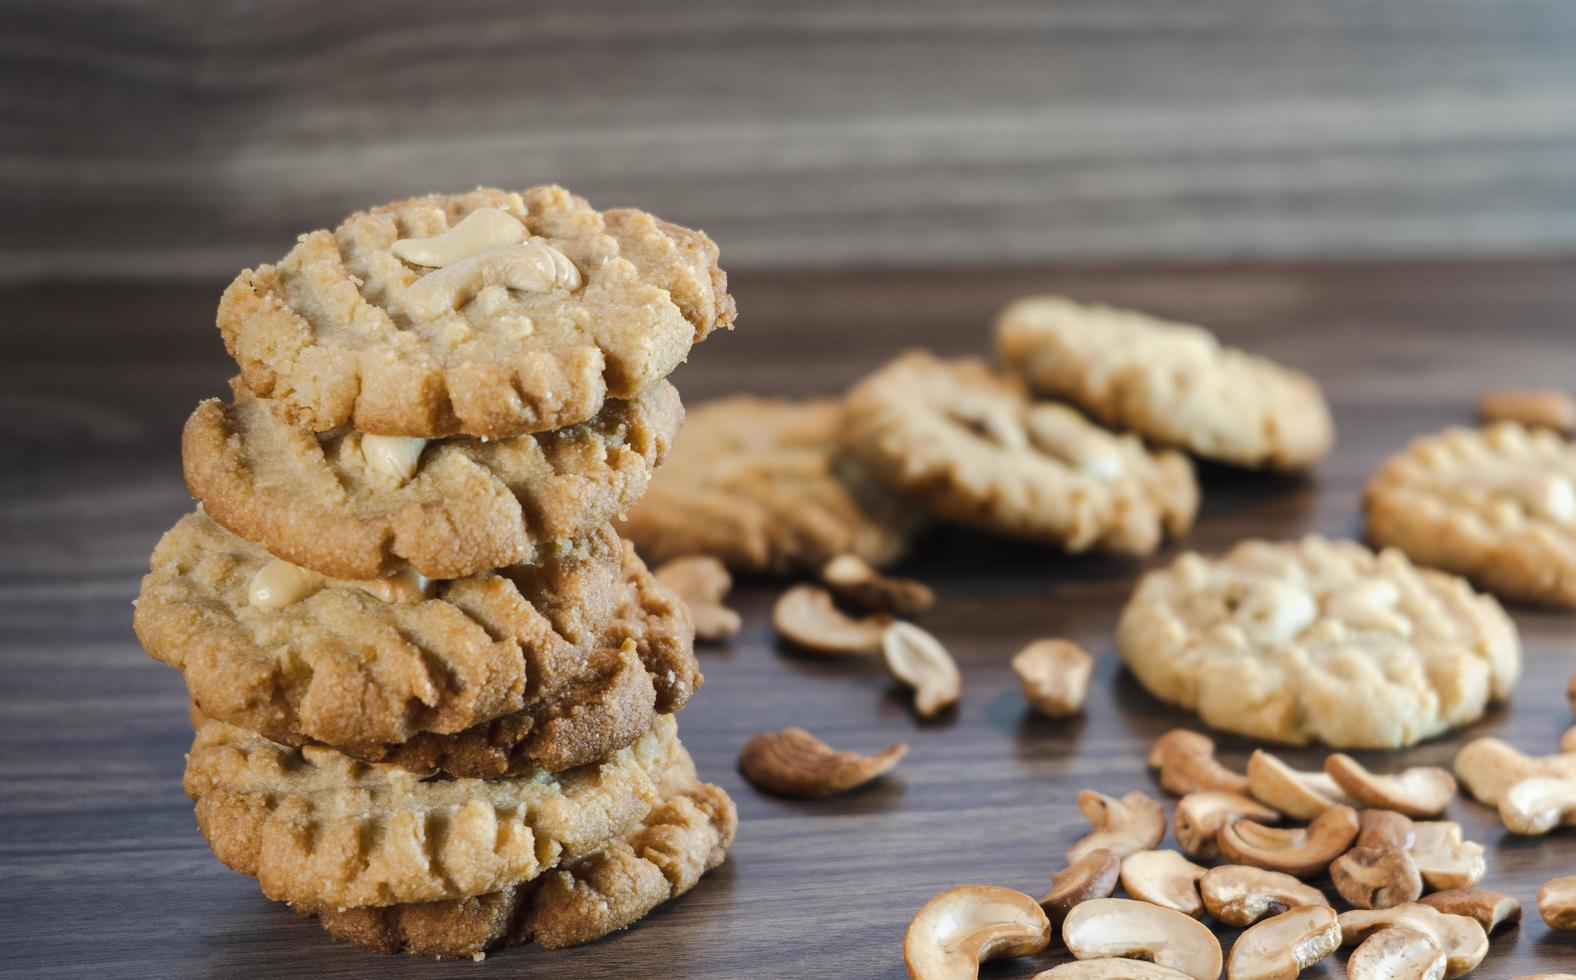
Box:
[134, 186, 738, 958]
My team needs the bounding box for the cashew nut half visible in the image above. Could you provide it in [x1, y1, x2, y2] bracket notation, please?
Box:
[1061, 898, 1222, 980]
[1217, 804, 1359, 879]
[883, 621, 963, 718]
[1225, 904, 1340, 980]
[737, 727, 906, 798]
[403, 239, 582, 320]
[1173, 791, 1280, 860]
[1039, 849, 1121, 926]
[903, 885, 1051, 980]
[1452, 737, 1576, 805]
[1346, 927, 1446, 980]
[391, 207, 527, 267]
[1068, 790, 1166, 863]
[820, 553, 934, 616]
[1013, 639, 1093, 718]
[1246, 749, 1354, 820]
[1118, 850, 1207, 917]
[1034, 961, 1192, 979]
[1338, 903, 1489, 978]
[1407, 821, 1485, 891]
[1330, 845, 1423, 910]
[773, 584, 891, 655]
[1539, 875, 1576, 931]
[1418, 888, 1521, 934]
[1325, 753, 1457, 817]
[1198, 865, 1329, 927]
[1499, 776, 1576, 835]
[1149, 730, 1250, 796]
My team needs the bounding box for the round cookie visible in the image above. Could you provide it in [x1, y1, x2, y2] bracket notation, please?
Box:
[996, 295, 1334, 470]
[317, 744, 736, 958]
[620, 395, 920, 573]
[842, 351, 1198, 555]
[217, 186, 735, 439]
[1365, 422, 1576, 607]
[183, 377, 683, 580]
[134, 513, 698, 756]
[1117, 536, 1520, 748]
[185, 714, 678, 912]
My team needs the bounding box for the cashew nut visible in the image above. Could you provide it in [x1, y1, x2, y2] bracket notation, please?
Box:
[1338, 904, 1489, 978]
[1061, 899, 1222, 980]
[1246, 749, 1354, 820]
[737, 727, 906, 798]
[1038, 849, 1121, 926]
[390, 207, 527, 267]
[1034, 962, 1192, 979]
[820, 553, 934, 617]
[772, 584, 891, 655]
[246, 557, 325, 609]
[1173, 791, 1279, 860]
[1330, 845, 1423, 910]
[1068, 790, 1166, 863]
[1500, 776, 1576, 835]
[1476, 387, 1576, 436]
[1453, 736, 1576, 805]
[357, 434, 428, 484]
[1225, 904, 1341, 980]
[403, 239, 581, 320]
[883, 621, 963, 718]
[1346, 927, 1446, 980]
[655, 555, 741, 641]
[1357, 809, 1417, 850]
[1418, 888, 1522, 934]
[1118, 850, 1206, 917]
[1539, 875, 1576, 931]
[903, 885, 1051, 980]
[1198, 865, 1329, 927]
[1013, 639, 1094, 718]
[1148, 730, 1250, 797]
[1325, 753, 1457, 817]
[1407, 822, 1485, 890]
[1217, 804, 1359, 879]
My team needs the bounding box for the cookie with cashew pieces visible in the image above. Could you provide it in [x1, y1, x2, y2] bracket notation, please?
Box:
[1116, 536, 1520, 748]
[996, 295, 1334, 470]
[315, 743, 736, 957]
[184, 377, 684, 580]
[218, 186, 734, 439]
[185, 714, 679, 913]
[842, 351, 1197, 554]
[1365, 422, 1576, 607]
[621, 395, 920, 573]
[135, 514, 699, 759]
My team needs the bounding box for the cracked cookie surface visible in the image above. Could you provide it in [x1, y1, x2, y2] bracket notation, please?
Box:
[185, 715, 678, 912]
[135, 514, 697, 756]
[621, 395, 919, 573]
[1365, 422, 1576, 607]
[218, 186, 734, 439]
[1117, 536, 1520, 748]
[317, 743, 735, 957]
[997, 295, 1334, 470]
[184, 377, 683, 580]
[843, 351, 1197, 554]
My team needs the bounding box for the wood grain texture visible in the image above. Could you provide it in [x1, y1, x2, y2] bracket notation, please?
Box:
[7, 0, 1576, 282]
[3, 261, 1576, 975]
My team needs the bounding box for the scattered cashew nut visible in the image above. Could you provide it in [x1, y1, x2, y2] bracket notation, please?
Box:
[883, 621, 963, 718]
[1346, 926, 1446, 980]
[1407, 822, 1485, 891]
[1013, 640, 1093, 718]
[1246, 749, 1354, 820]
[772, 584, 891, 655]
[1038, 849, 1121, 926]
[1061, 898, 1222, 980]
[654, 555, 741, 641]
[1357, 809, 1417, 850]
[1418, 888, 1521, 934]
[904, 885, 1051, 979]
[1148, 730, 1250, 796]
[1539, 875, 1576, 931]
[1198, 865, 1329, 927]
[1330, 845, 1423, 910]
[1173, 791, 1279, 860]
[737, 727, 906, 798]
[1452, 737, 1576, 806]
[1499, 776, 1576, 835]
[1118, 850, 1206, 917]
[820, 554, 934, 617]
[1325, 753, 1457, 817]
[1225, 904, 1341, 980]
[1217, 804, 1359, 879]
[1067, 790, 1166, 863]
[1338, 903, 1489, 978]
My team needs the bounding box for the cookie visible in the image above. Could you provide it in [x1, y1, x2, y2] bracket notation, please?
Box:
[996, 295, 1334, 470]
[317, 743, 735, 957]
[135, 514, 699, 756]
[1364, 422, 1576, 607]
[217, 186, 735, 439]
[843, 351, 1198, 555]
[183, 377, 683, 580]
[621, 395, 920, 573]
[1117, 536, 1520, 748]
[185, 714, 678, 912]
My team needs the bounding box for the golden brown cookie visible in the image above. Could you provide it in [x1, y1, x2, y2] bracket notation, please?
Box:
[317, 744, 735, 957]
[997, 296, 1334, 470]
[621, 395, 920, 573]
[183, 377, 683, 580]
[135, 514, 698, 756]
[1117, 537, 1521, 748]
[843, 352, 1198, 555]
[1365, 422, 1576, 607]
[185, 715, 678, 912]
[217, 186, 734, 439]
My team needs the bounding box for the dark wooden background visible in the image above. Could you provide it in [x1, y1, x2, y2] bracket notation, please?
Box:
[7, 0, 1576, 281]
[3, 260, 1576, 976]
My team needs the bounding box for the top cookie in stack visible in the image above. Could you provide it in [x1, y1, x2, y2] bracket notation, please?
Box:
[134, 186, 739, 959]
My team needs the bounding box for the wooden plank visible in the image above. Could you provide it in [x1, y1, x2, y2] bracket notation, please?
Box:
[5, 1, 1576, 280]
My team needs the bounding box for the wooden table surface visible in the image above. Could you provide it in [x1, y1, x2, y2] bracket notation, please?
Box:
[4, 260, 1575, 977]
